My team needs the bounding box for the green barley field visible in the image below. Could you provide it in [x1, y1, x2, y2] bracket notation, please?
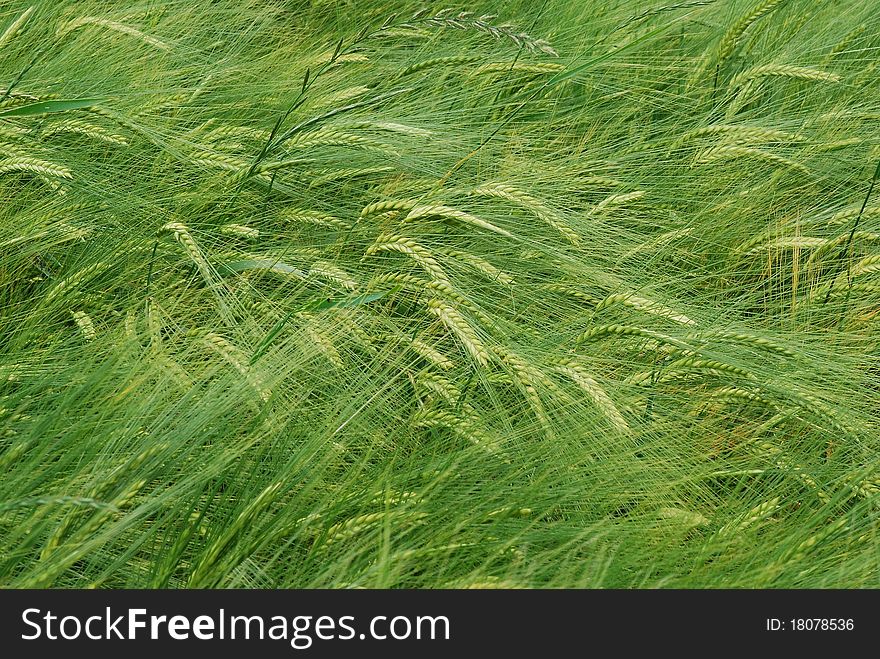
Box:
[1, 0, 879, 588]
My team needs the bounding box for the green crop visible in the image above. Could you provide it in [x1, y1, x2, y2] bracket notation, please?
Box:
[1, 0, 878, 588]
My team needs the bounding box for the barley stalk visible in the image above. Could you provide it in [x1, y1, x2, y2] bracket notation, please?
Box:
[589, 191, 645, 216]
[282, 209, 351, 230]
[417, 372, 461, 404]
[365, 234, 447, 281]
[188, 482, 285, 586]
[471, 61, 564, 76]
[709, 386, 774, 406]
[60, 17, 170, 51]
[694, 145, 809, 175]
[71, 311, 96, 341]
[491, 344, 556, 439]
[716, 0, 786, 67]
[0, 156, 72, 179]
[43, 118, 129, 145]
[729, 64, 840, 90]
[848, 254, 880, 278]
[782, 518, 848, 563]
[672, 124, 803, 148]
[656, 356, 756, 382]
[658, 507, 710, 529]
[43, 260, 114, 305]
[423, 279, 498, 329]
[578, 324, 692, 353]
[360, 199, 418, 218]
[389, 333, 454, 371]
[827, 205, 880, 226]
[553, 360, 630, 435]
[686, 330, 796, 358]
[716, 497, 779, 538]
[0, 6, 34, 49]
[596, 292, 696, 325]
[220, 223, 260, 239]
[441, 249, 515, 285]
[159, 221, 234, 323]
[398, 55, 483, 77]
[313, 85, 370, 107]
[283, 126, 387, 153]
[200, 331, 272, 401]
[404, 204, 514, 239]
[309, 261, 358, 290]
[412, 406, 499, 453]
[472, 183, 579, 244]
[742, 236, 828, 255]
[425, 298, 489, 366]
[407, 9, 558, 57]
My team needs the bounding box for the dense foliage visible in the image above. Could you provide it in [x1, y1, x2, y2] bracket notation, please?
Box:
[1, 0, 879, 587]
